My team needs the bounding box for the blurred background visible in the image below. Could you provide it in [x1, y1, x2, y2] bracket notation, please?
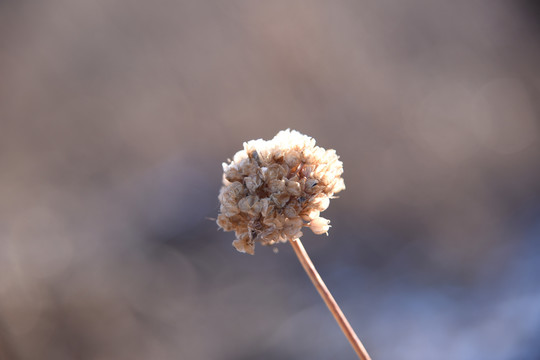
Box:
[1, 1, 540, 359]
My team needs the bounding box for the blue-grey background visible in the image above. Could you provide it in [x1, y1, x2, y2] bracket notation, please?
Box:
[1, 1, 540, 359]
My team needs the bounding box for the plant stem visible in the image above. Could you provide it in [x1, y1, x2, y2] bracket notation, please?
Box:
[288, 237, 372, 360]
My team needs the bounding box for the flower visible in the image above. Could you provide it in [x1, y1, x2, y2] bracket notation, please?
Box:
[217, 129, 345, 254]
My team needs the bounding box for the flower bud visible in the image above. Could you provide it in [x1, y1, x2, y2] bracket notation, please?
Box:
[309, 217, 331, 235]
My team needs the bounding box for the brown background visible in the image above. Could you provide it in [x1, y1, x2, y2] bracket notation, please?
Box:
[1, 1, 540, 359]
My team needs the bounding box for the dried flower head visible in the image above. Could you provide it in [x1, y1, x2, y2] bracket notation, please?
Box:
[217, 129, 345, 254]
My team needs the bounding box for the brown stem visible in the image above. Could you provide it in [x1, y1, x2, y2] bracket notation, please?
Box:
[288, 237, 372, 360]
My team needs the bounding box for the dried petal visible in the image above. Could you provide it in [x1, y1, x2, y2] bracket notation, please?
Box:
[312, 194, 330, 211]
[301, 207, 320, 221]
[286, 180, 302, 197]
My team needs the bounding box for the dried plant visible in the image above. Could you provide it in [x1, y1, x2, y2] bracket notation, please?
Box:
[217, 129, 371, 360]
[217, 129, 345, 254]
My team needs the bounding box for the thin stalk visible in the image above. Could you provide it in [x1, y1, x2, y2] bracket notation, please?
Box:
[288, 237, 372, 360]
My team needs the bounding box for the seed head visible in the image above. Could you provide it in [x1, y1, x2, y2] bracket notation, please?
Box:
[217, 129, 345, 254]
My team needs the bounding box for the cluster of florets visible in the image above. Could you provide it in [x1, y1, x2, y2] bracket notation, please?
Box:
[217, 129, 345, 254]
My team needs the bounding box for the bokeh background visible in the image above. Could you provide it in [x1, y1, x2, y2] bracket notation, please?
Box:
[1, 1, 540, 359]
